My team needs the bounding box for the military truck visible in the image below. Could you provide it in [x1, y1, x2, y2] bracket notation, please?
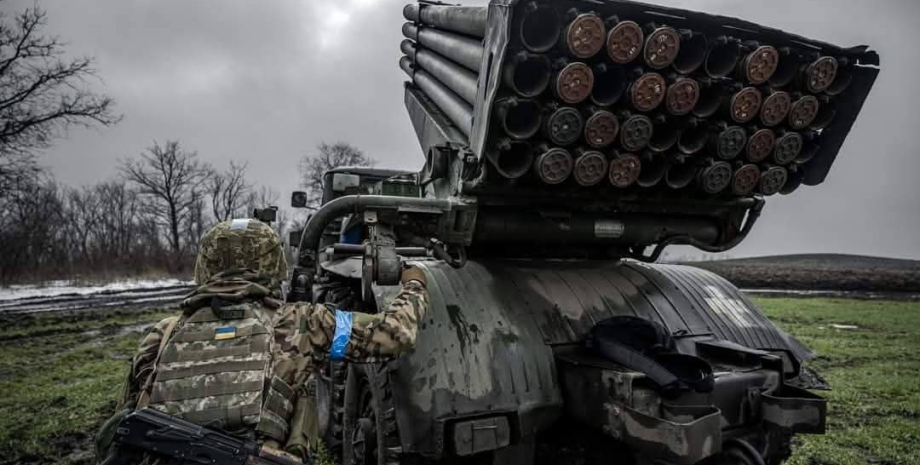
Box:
[288, 1, 879, 464]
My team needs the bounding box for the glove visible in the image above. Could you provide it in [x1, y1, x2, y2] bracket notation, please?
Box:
[400, 266, 427, 287]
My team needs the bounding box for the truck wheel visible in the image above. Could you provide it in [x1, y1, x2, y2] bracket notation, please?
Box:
[343, 363, 403, 465]
[317, 361, 348, 459]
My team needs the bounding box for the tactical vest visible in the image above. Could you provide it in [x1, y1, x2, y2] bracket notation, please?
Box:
[146, 301, 294, 442]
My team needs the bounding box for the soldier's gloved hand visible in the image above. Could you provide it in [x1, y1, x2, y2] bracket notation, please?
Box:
[400, 266, 427, 287]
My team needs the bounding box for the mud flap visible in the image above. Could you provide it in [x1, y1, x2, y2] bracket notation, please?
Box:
[612, 403, 722, 465]
[762, 384, 827, 434]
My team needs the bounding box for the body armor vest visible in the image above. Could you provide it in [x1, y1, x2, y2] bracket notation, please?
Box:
[147, 301, 294, 442]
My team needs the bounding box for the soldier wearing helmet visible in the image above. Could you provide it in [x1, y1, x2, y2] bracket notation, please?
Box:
[96, 218, 428, 463]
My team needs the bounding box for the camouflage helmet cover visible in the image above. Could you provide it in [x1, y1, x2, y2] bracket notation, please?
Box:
[194, 219, 287, 285]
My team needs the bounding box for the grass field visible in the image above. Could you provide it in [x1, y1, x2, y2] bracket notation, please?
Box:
[1, 297, 918, 465]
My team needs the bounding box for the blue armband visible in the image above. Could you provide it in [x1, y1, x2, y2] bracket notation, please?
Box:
[330, 310, 353, 361]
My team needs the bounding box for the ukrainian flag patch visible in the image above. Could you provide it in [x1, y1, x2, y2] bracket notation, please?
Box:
[214, 326, 237, 340]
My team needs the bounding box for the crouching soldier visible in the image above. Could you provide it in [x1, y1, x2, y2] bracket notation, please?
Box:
[95, 218, 428, 464]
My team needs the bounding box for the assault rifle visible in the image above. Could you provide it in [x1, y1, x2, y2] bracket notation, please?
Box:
[101, 408, 305, 465]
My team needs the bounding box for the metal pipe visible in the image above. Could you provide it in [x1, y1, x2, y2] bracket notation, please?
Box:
[503, 51, 551, 98]
[563, 11, 606, 59]
[618, 111, 654, 152]
[552, 60, 594, 104]
[780, 166, 805, 195]
[727, 86, 762, 124]
[519, 1, 561, 53]
[760, 89, 791, 127]
[665, 76, 700, 116]
[605, 20, 644, 64]
[400, 56, 473, 136]
[731, 164, 761, 196]
[677, 121, 708, 155]
[770, 47, 802, 87]
[692, 77, 725, 118]
[705, 36, 741, 78]
[590, 63, 627, 106]
[773, 130, 803, 165]
[495, 97, 542, 140]
[584, 108, 619, 148]
[637, 153, 667, 187]
[804, 56, 839, 93]
[746, 128, 776, 163]
[332, 244, 428, 257]
[403, 4, 487, 38]
[609, 151, 642, 187]
[572, 149, 608, 186]
[788, 94, 820, 130]
[628, 72, 666, 112]
[543, 104, 583, 146]
[402, 40, 478, 104]
[402, 23, 483, 72]
[643, 25, 681, 70]
[711, 123, 746, 160]
[697, 160, 733, 194]
[665, 159, 696, 190]
[739, 44, 779, 85]
[759, 165, 788, 196]
[648, 116, 679, 153]
[533, 145, 573, 185]
[490, 138, 534, 179]
[673, 31, 707, 74]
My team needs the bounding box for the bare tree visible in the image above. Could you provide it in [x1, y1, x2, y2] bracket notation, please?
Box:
[207, 161, 252, 222]
[120, 140, 209, 265]
[299, 142, 375, 207]
[0, 2, 119, 193]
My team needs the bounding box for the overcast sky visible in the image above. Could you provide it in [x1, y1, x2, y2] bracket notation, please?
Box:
[6, 0, 920, 259]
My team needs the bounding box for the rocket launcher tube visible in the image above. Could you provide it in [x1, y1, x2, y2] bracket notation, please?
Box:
[400, 56, 473, 136]
[402, 23, 483, 72]
[402, 40, 478, 105]
[403, 4, 487, 38]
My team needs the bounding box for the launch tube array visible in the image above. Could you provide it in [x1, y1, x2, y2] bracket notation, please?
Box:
[400, 1, 861, 197]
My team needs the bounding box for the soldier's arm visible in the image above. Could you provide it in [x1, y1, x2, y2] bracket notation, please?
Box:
[117, 316, 179, 409]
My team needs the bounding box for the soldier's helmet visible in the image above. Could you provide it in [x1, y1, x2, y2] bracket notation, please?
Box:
[194, 218, 287, 285]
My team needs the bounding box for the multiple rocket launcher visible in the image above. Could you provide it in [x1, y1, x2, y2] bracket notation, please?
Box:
[400, 0, 875, 199]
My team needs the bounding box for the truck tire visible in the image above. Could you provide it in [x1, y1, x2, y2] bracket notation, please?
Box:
[343, 363, 404, 465]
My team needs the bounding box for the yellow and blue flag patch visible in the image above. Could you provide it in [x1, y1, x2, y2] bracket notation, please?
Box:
[214, 326, 237, 340]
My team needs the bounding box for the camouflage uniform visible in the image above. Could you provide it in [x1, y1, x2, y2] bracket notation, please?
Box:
[97, 219, 428, 463]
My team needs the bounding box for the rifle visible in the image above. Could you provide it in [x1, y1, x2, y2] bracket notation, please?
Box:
[101, 408, 305, 465]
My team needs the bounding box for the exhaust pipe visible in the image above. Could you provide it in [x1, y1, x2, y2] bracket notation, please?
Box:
[403, 4, 487, 38]
[519, 2, 561, 53]
[746, 128, 776, 163]
[665, 158, 697, 189]
[760, 90, 791, 127]
[402, 40, 478, 104]
[731, 163, 761, 196]
[665, 76, 700, 116]
[692, 77, 725, 118]
[490, 138, 534, 179]
[553, 60, 594, 104]
[503, 51, 552, 98]
[628, 71, 666, 112]
[563, 10, 606, 59]
[648, 116, 679, 153]
[759, 165, 788, 196]
[605, 19, 644, 64]
[643, 25, 681, 70]
[677, 120, 708, 155]
[637, 152, 667, 187]
[805, 56, 839, 93]
[673, 30, 707, 74]
[788, 94, 820, 130]
[400, 56, 473, 136]
[584, 109, 619, 148]
[727, 86, 762, 124]
[402, 23, 483, 72]
[495, 97, 542, 140]
[739, 44, 779, 85]
[572, 149, 609, 186]
[609, 151, 642, 187]
[697, 159, 733, 194]
[712, 124, 747, 160]
[591, 63, 628, 106]
[619, 111, 654, 152]
[705, 36, 741, 78]
[543, 104, 584, 146]
[533, 145, 574, 185]
[773, 131, 803, 165]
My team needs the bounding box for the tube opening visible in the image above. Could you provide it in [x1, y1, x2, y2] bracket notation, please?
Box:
[705, 40, 741, 78]
[693, 85, 723, 118]
[508, 54, 551, 97]
[666, 162, 696, 189]
[648, 121, 679, 152]
[637, 158, 667, 187]
[501, 100, 542, 139]
[591, 66, 627, 106]
[811, 102, 836, 130]
[492, 142, 534, 179]
[678, 125, 708, 154]
[826, 69, 852, 96]
[521, 6, 561, 53]
[674, 33, 707, 74]
[770, 51, 802, 87]
[780, 168, 805, 195]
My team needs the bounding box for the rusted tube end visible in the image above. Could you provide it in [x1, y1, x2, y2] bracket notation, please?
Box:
[504, 52, 551, 98]
[573, 151, 609, 186]
[728, 87, 762, 124]
[628, 73, 666, 112]
[620, 114, 654, 152]
[747, 129, 776, 163]
[788, 95, 820, 130]
[760, 91, 791, 127]
[565, 13, 606, 59]
[705, 37, 741, 78]
[520, 3, 561, 53]
[732, 164, 761, 196]
[554, 62, 594, 104]
[606, 21, 644, 64]
[591, 64, 627, 106]
[666, 78, 700, 115]
[673, 32, 707, 74]
[637, 155, 667, 187]
[665, 161, 697, 189]
[677, 124, 708, 155]
[773, 132, 803, 165]
[533, 147, 573, 184]
[496, 98, 542, 140]
[805, 56, 839, 93]
[644, 26, 681, 69]
[698, 161, 733, 194]
[490, 140, 534, 179]
[714, 125, 747, 160]
[609, 153, 642, 187]
[759, 166, 788, 196]
[584, 110, 619, 148]
[544, 106, 584, 146]
[741, 45, 779, 85]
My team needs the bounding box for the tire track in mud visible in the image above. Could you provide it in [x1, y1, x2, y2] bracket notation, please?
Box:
[0, 285, 194, 315]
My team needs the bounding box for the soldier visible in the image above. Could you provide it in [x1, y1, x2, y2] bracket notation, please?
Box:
[95, 218, 428, 463]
